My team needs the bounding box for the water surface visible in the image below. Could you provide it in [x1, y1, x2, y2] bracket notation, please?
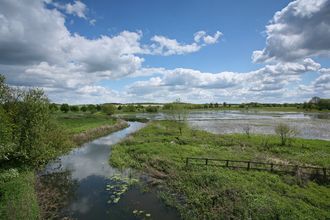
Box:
[41, 122, 180, 220]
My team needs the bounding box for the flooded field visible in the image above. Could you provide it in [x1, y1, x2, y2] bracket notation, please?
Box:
[41, 122, 180, 220]
[118, 110, 330, 141]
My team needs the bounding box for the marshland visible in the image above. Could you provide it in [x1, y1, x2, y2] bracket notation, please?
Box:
[1, 87, 330, 219]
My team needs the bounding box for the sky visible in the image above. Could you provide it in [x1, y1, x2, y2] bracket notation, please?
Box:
[0, 0, 330, 104]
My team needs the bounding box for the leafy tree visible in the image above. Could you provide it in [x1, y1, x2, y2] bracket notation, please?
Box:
[90, 109, 97, 114]
[49, 103, 58, 112]
[80, 105, 87, 112]
[274, 123, 300, 146]
[88, 104, 96, 111]
[214, 102, 219, 108]
[223, 102, 227, 107]
[239, 103, 246, 108]
[168, 99, 189, 136]
[117, 105, 122, 110]
[102, 104, 116, 115]
[309, 96, 320, 104]
[96, 104, 102, 111]
[163, 103, 174, 110]
[146, 105, 158, 112]
[60, 103, 70, 113]
[70, 105, 79, 112]
[127, 104, 136, 112]
[204, 104, 208, 108]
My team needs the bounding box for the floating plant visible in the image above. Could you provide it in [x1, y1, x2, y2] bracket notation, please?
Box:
[106, 173, 140, 204]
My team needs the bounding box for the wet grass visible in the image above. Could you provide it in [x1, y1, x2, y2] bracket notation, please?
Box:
[110, 120, 330, 220]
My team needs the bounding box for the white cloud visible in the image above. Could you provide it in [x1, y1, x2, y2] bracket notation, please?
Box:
[54, 0, 88, 19]
[317, 68, 330, 74]
[193, 30, 223, 44]
[194, 31, 206, 42]
[89, 19, 96, 25]
[253, 0, 330, 63]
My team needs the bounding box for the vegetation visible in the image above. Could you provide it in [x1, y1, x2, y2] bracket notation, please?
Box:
[146, 105, 158, 112]
[80, 105, 87, 112]
[102, 103, 116, 115]
[274, 123, 300, 146]
[110, 120, 330, 220]
[60, 103, 70, 113]
[168, 99, 189, 136]
[69, 105, 79, 112]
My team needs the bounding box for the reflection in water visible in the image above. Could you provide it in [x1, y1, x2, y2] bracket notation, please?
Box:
[42, 122, 180, 220]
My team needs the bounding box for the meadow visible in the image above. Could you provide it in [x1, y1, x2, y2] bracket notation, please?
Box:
[110, 120, 330, 220]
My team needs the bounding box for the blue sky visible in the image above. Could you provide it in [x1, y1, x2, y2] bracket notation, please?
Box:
[0, 0, 329, 104]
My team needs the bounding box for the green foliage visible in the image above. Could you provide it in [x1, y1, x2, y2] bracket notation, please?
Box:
[146, 105, 158, 112]
[122, 104, 136, 112]
[110, 120, 330, 220]
[168, 99, 189, 136]
[239, 103, 246, 108]
[49, 103, 58, 112]
[274, 123, 300, 146]
[88, 104, 96, 111]
[60, 103, 70, 113]
[102, 103, 116, 115]
[163, 103, 174, 110]
[91, 109, 97, 114]
[96, 104, 102, 111]
[117, 105, 122, 110]
[80, 105, 87, 112]
[70, 105, 79, 112]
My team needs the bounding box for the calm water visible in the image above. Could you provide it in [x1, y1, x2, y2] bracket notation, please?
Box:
[117, 110, 330, 140]
[41, 122, 180, 220]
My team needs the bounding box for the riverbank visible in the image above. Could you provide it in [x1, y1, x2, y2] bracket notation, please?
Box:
[0, 117, 130, 219]
[110, 120, 330, 219]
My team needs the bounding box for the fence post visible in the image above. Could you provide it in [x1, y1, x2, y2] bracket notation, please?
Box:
[226, 160, 229, 167]
[248, 209, 252, 220]
[271, 163, 273, 173]
[247, 162, 250, 171]
[186, 157, 189, 167]
[206, 158, 208, 165]
[323, 168, 327, 183]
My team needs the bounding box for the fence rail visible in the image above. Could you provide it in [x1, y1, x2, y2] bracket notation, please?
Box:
[186, 157, 329, 182]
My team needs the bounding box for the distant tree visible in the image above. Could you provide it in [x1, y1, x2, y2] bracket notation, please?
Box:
[309, 96, 320, 105]
[88, 104, 96, 111]
[163, 103, 174, 110]
[214, 102, 219, 108]
[102, 104, 116, 115]
[137, 104, 142, 109]
[49, 103, 58, 112]
[239, 103, 246, 108]
[204, 104, 208, 108]
[80, 105, 87, 112]
[127, 104, 136, 112]
[70, 105, 79, 112]
[122, 105, 128, 112]
[90, 109, 97, 114]
[60, 103, 70, 113]
[223, 102, 227, 107]
[209, 103, 213, 108]
[96, 104, 102, 111]
[117, 105, 122, 110]
[146, 105, 158, 112]
[283, 103, 289, 107]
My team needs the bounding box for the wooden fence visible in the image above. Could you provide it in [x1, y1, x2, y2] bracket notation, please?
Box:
[186, 157, 329, 182]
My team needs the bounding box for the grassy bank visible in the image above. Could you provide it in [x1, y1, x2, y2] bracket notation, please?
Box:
[110, 120, 330, 220]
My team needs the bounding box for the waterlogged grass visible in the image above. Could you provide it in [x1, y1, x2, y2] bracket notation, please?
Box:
[57, 117, 117, 135]
[110, 120, 330, 220]
[0, 170, 40, 220]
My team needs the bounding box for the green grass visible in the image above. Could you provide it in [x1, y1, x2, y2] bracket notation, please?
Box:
[57, 117, 117, 135]
[110, 120, 330, 220]
[0, 170, 40, 220]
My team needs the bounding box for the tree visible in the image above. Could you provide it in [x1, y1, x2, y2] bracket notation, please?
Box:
[117, 105, 122, 110]
[80, 105, 87, 112]
[309, 96, 320, 105]
[163, 103, 174, 110]
[274, 123, 300, 146]
[168, 99, 189, 136]
[102, 104, 116, 115]
[146, 105, 158, 112]
[49, 103, 58, 112]
[70, 105, 79, 112]
[60, 103, 70, 113]
[96, 104, 102, 111]
[88, 104, 96, 111]
[127, 104, 136, 112]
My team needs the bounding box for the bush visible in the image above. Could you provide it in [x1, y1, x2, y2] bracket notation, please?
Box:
[102, 104, 116, 115]
[90, 109, 97, 114]
[70, 105, 79, 112]
[80, 105, 87, 112]
[163, 103, 174, 110]
[117, 105, 122, 110]
[88, 104, 96, 111]
[49, 103, 58, 112]
[274, 123, 300, 146]
[146, 105, 158, 112]
[60, 103, 69, 113]
[96, 104, 102, 111]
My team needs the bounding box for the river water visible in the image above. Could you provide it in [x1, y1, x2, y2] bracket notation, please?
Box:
[41, 122, 180, 220]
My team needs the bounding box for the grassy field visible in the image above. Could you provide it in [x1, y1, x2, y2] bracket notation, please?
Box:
[110, 120, 330, 220]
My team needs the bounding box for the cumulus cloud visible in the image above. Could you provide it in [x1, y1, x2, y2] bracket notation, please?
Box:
[89, 19, 96, 25]
[317, 68, 330, 74]
[193, 31, 223, 44]
[54, 0, 88, 19]
[253, 0, 330, 63]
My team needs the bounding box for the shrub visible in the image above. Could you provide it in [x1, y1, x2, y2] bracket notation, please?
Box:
[274, 123, 300, 146]
[90, 109, 97, 114]
[88, 104, 96, 111]
[70, 105, 79, 112]
[96, 104, 102, 111]
[60, 103, 69, 113]
[163, 103, 174, 110]
[49, 103, 58, 112]
[117, 105, 122, 110]
[146, 105, 158, 112]
[102, 104, 116, 115]
[80, 105, 87, 112]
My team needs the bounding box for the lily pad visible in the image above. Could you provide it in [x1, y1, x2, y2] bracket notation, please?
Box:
[113, 197, 120, 203]
[146, 213, 151, 217]
[107, 200, 111, 204]
[133, 210, 138, 214]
